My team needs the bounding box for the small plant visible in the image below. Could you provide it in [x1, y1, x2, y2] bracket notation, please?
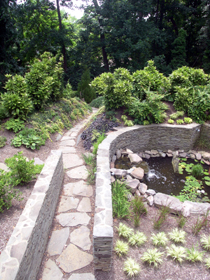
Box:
[168, 119, 174, 124]
[192, 211, 209, 235]
[153, 205, 170, 229]
[131, 196, 147, 227]
[167, 245, 186, 263]
[176, 119, 184, 124]
[93, 133, 106, 155]
[191, 164, 203, 178]
[123, 257, 141, 278]
[177, 214, 187, 228]
[204, 257, 210, 269]
[151, 232, 168, 247]
[128, 232, 147, 247]
[0, 136, 6, 148]
[121, 115, 134, 126]
[186, 246, 203, 262]
[170, 111, 184, 120]
[114, 240, 129, 257]
[184, 117, 193, 124]
[112, 181, 131, 219]
[82, 153, 95, 165]
[4, 118, 25, 133]
[117, 223, 134, 239]
[168, 228, 186, 244]
[5, 152, 44, 186]
[200, 235, 210, 251]
[143, 120, 150, 125]
[141, 248, 164, 267]
[0, 170, 22, 213]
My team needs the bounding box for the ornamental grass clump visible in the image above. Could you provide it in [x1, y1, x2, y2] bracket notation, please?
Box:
[204, 257, 210, 269]
[186, 246, 204, 262]
[167, 244, 186, 263]
[168, 228, 186, 244]
[128, 232, 147, 247]
[200, 235, 210, 251]
[114, 240, 129, 257]
[141, 248, 164, 267]
[124, 257, 141, 278]
[151, 232, 168, 247]
[117, 223, 134, 239]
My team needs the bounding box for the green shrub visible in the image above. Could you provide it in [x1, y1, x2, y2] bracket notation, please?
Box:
[5, 151, 44, 186]
[132, 60, 170, 101]
[2, 74, 33, 119]
[89, 96, 104, 108]
[0, 170, 22, 213]
[0, 136, 6, 148]
[168, 119, 174, 124]
[77, 69, 95, 103]
[141, 248, 164, 267]
[117, 223, 134, 239]
[128, 232, 147, 247]
[123, 257, 141, 278]
[91, 73, 108, 96]
[127, 91, 168, 125]
[25, 52, 63, 109]
[5, 118, 25, 133]
[184, 117, 193, 123]
[170, 111, 184, 120]
[114, 240, 129, 257]
[100, 68, 133, 110]
[176, 119, 184, 124]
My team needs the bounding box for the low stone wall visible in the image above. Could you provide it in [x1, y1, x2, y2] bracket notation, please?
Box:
[0, 150, 64, 280]
[93, 123, 209, 271]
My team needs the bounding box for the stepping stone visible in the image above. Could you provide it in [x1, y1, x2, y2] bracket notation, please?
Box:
[56, 212, 90, 227]
[58, 196, 79, 213]
[77, 198, 91, 212]
[63, 154, 83, 169]
[59, 139, 75, 146]
[58, 147, 77, 154]
[47, 228, 69, 256]
[57, 244, 93, 273]
[70, 226, 91, 250]
[42, 259, 63, 280]
[67, 166, 88, 180]
[64, 181, 93, 197]
[68, 273, 95, 280]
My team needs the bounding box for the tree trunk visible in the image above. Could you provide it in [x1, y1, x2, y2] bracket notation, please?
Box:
[56, 0, 67, 72]
[92, 0, 109, 71]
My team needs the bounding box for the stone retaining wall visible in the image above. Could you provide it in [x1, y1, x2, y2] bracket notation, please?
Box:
[0, 150, 64, 280]
[93, 123, 209, 271]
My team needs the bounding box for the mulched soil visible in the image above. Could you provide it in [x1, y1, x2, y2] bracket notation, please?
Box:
[95, 206, 210, 280]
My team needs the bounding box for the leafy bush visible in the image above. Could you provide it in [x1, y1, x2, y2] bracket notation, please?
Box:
[77, 69, 95, 103]
[168, 119, 174, 124]
[5, 151, 44, 186]
[0, 136, 6, 148]
[91, 72, 108, 96]
[176, 119, 184, 124]
[151, 232, 168, 247]
[132, 60, 170, 101]
[5, 118, 25, 133]
[127, 91, 168, 125]
[11, 128, 46, 150]
[25, 52, 63, 109]
[168, 228, 186, 244]
[191, 164, 203, 178]
[0, 170, 22, 213]
[184, 117, 192, 124]
[89, 96, 104, 108]
[92, 133, 106, 155]
[2, 74, 33, 119]
[170, 111, 184, 120]
[169, 66, 209, 100]
[97, 68, 133, 110]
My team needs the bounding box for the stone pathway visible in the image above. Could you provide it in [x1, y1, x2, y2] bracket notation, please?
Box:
[39, 111, 98, 280]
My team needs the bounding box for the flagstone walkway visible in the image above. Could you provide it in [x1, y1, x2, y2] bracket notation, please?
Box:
[39, 110, 98, 280]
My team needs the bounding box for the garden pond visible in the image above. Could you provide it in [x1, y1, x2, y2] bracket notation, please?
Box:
[115, 156, 210, 199]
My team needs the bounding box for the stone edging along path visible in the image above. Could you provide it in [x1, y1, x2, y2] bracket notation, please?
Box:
[94, 122, 210, 271]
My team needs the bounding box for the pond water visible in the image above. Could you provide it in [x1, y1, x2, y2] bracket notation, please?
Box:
[115, 156, 210, 198]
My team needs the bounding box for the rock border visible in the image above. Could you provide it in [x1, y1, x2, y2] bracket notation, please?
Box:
[0, 150, 64, 280]
[93, 123, 210, 271]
